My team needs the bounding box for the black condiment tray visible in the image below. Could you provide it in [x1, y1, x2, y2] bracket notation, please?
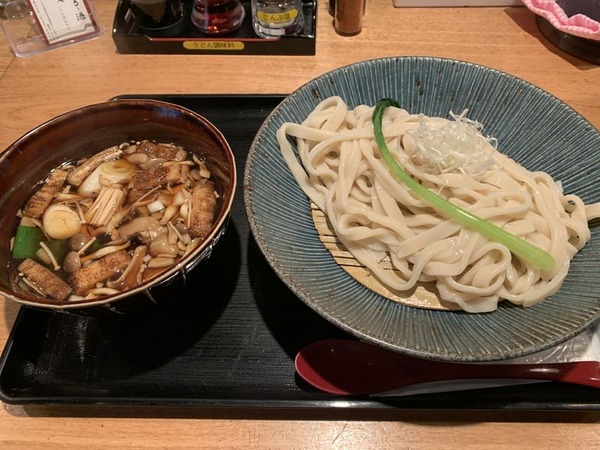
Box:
[112, 0, 316, 55]
[1, 94, 600, 413]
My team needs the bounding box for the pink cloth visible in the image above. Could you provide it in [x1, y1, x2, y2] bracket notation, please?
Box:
[522, 0, 600, 41]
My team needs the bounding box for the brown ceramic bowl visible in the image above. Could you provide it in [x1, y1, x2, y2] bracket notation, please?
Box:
[0, 99, 236, 314]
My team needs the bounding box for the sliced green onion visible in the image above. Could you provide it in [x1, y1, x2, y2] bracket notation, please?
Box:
[373, 98, 555, 271]
[12, 225, 44, 260]
[88, 239, 104, 255]
[47, 239, 70, 266]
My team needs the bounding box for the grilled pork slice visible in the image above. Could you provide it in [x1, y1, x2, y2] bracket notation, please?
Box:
[23, 169, 68, 219]
[189, 180, 217, 239]
[18, 258, 72, 301]
[137, 140, 187, 162]
[69, 249, 132, 296]
[134, 163, 189, 190]
[67, 145, 122, 187]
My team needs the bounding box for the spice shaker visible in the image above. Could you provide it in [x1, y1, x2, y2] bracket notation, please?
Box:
[129, 0, 186, 36]
[334, 0, 365, 36]
[251, 0, 304, 38]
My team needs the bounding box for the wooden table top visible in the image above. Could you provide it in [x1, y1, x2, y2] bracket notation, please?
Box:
[1, 1, 599, 448]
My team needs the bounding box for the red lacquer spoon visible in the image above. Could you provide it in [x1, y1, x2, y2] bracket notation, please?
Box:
[295, 338, 600, 396]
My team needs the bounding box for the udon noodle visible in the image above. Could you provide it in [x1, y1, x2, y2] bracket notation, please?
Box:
[277, 96, 600, 313]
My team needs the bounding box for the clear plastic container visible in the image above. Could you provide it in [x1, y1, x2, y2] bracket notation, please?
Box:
[1, 0, 103, 57]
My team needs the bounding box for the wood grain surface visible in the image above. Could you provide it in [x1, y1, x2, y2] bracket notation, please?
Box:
[1, 1, 599, 448]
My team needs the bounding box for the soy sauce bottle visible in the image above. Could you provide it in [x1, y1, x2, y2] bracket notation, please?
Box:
[191, 0, 246, 35]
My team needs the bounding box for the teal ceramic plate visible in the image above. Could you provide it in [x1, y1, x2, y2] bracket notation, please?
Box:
[243, 57, 600, 361]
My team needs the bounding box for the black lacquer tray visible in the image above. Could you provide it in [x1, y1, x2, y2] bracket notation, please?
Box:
[1, 94, 600, 412]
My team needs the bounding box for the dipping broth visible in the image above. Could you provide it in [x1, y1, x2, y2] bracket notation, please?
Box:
[8, 140, 218, 302]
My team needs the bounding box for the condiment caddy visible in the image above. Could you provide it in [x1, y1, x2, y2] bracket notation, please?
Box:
[112, 0, 316, 55]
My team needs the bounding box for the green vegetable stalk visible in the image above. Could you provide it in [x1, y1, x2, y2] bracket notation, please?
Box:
[373, 98, 556, 271]
[11, 225, 44, 260]
[47, 239, 69, 266]
[12, 223, 70, 265]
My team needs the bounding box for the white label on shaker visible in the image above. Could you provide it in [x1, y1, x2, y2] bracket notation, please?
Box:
[27, 0, 98, 45]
